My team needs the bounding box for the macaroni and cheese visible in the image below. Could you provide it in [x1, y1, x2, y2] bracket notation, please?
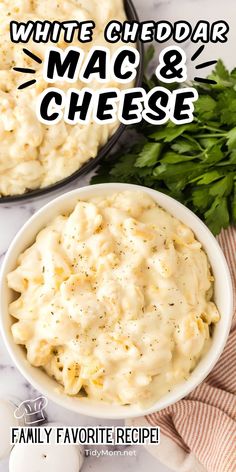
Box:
[0, 0, 129, 196]
[8, 191, 220, 405]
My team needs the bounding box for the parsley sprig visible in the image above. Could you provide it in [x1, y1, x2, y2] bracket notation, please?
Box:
[91, 58, 236, 235]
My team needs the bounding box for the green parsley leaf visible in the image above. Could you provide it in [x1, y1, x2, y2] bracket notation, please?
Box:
[194, 96, 216, 121]
[171, 139, 199, 154]
[191, 187, 214, 211]
[150, 124, 194, 142]
[204, 197, 230, 234]
[161, 152, 199, 164]
[214, 60, 230, 81]
[135, 143, 162, 167]
[209, 174, 234, 197]
[227, 127, 236, 150]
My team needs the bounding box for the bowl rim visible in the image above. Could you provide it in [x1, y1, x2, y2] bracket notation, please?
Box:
[0, 0, 144, 204]
[0, 183, 234, 419]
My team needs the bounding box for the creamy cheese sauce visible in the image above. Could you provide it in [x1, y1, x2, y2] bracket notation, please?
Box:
[0, 0, 129, 196]
[8, 191, 220, 406]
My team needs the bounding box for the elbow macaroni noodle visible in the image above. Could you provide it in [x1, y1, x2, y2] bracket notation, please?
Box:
[0, 0, 130, 196]
[8, 191, 220, 406]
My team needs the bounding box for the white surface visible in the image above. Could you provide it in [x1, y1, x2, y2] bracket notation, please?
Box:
[0, 0, 235, 471]
[9, 442, 83, 472]
[0, 401, 19, 459]
[1, 183, 232, 419]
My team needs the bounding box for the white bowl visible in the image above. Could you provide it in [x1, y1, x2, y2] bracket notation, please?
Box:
[0, 184, 233, 419]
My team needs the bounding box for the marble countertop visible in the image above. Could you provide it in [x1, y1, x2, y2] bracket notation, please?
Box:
[0, 0, 235, 470]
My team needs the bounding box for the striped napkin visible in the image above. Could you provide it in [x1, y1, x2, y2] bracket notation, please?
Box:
[127, 227, 236, 472]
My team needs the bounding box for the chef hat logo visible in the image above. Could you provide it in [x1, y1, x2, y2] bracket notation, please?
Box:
[14, 396, 48, 425]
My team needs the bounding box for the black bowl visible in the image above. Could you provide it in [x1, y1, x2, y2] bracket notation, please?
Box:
[1, 0, 144, 203]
